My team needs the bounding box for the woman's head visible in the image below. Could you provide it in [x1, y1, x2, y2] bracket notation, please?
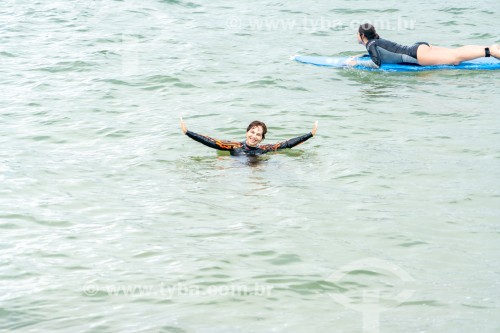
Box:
[246, 120, 267, 147]
[358, 23, 380, 41]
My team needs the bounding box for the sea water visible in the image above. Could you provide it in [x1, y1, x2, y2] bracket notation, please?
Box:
[1, 1, 499, 332]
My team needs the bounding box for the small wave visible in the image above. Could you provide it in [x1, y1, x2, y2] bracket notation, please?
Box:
[329, 8, 399, 14]
[160, 0, 201, 8]
[0, 51, 16, 57]
[266, 253, 302, 265]
[35, 60, 96, 73]
[439, 7, 472, 15]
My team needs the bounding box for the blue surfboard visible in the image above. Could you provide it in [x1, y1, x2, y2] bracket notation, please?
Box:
[293, 55, 500, 72]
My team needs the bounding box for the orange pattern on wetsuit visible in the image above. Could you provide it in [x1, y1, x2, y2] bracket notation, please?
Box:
[199, 134, 243, 150]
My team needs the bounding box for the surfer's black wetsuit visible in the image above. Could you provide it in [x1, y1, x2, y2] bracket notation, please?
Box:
[185, 130, 313, 156]
[358, 38, 429, 68]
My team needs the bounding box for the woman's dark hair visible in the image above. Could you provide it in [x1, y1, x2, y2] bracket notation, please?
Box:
[358, 23, 380, 40]
[246, 120, 267, 139]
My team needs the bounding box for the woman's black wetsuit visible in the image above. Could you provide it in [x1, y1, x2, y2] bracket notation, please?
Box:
[358, 38, 429, 68]
[185, 130, 313, 156]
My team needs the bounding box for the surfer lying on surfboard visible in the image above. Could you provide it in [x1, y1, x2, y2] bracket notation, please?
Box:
[180, 118, 318, 156]
[347, 23, 500, 68]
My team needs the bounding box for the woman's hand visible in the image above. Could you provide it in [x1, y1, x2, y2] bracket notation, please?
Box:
[346, 57, 357, 67]
[311, 120, 318, 136]
[180, 117, 187, 134]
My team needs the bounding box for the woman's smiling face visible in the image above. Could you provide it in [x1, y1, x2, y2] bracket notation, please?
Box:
[246, 125, 264, 147]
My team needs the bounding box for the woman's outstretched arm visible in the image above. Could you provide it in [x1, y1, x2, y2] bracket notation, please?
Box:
[181, 117, 242, 151]
[180, 117, 188, 134]
[259, 121, 318, 152]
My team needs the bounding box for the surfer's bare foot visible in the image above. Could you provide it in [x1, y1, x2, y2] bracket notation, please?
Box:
[489, 44, 500, 60]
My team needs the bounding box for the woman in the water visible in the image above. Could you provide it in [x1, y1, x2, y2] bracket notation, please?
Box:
[348, 23, 500, 68]
[180, 118, 318, 156]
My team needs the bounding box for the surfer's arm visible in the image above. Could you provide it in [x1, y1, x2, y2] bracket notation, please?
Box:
[346, 56, 379, 68]
[365, 41, 381, 67]
[185, 130, 240, 151]
[353, 59, 380, 68]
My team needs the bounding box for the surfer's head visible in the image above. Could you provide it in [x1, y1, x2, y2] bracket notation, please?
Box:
[358, 23, 380, 42]
[246, 121, 267, 147]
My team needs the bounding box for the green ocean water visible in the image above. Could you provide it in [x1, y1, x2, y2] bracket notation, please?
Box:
[1, 0, 499, 332]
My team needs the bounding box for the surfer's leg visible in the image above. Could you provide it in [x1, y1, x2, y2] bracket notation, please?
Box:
[490, 44, 500, 60]
[417, 44, 498, 65]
